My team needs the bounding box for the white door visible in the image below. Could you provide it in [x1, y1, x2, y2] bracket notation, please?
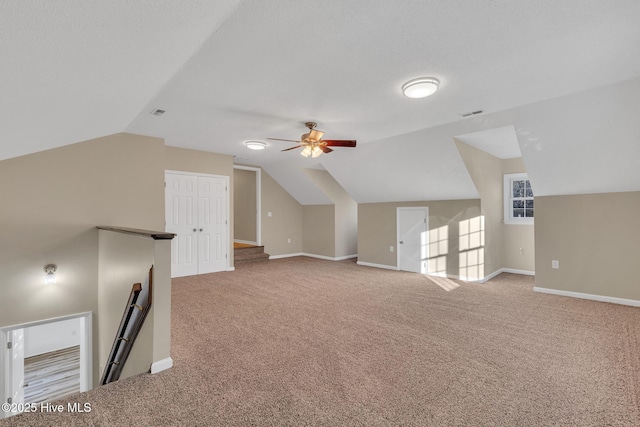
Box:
[397, 207, 428, 273]
[197, 176, 228, 274]
[166, 173, 198, 277]
[165, 172, 228, 277]
[8, 329, 25, 414]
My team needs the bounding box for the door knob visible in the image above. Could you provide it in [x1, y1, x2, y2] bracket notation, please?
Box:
[399, 241, 404, 244]
[193, 229, 197, 232]
[199, 228, 203, 232]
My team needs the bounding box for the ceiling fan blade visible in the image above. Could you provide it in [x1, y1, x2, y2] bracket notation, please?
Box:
[324, 140, 357, 147]
[281, 145, 302, 152]
[320, 146, 334, 154]
[267, 138, 302, 143]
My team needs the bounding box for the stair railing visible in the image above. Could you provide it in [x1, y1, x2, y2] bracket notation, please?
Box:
[100, 266, 153, 385]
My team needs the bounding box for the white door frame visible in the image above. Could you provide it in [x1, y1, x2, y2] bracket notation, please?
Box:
[233, 165, 262, 246]
[0, 312, 92, 418]
[396, 207, 429, 273]
[165, 170, 231, 272]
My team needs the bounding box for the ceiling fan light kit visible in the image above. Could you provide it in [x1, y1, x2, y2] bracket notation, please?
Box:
[301, 145, 323, 158]
[245, 140, 267, 150]
[402, 77, 440, 98]
[267, 122, 357, 157]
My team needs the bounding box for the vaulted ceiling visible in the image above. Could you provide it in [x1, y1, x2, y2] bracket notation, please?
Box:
[2, 1, 640, 204]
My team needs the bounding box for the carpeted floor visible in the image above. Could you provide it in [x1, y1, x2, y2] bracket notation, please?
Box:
[3, 257, 640, 426]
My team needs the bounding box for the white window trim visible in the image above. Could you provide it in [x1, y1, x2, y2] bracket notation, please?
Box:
[504, 173, 534, 225]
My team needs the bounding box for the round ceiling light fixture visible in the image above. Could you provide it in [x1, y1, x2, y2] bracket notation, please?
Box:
[402, 77, 440, 98]
[245, 141, 267, 150]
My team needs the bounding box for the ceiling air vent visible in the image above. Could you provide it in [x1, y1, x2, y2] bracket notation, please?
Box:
[460, 110, 483, 118]
[150, 109, 166, 117]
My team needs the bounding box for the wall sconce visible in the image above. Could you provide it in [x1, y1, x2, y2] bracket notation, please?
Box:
[44, 264, 57, 284]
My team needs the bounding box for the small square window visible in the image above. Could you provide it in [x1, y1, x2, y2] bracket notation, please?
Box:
[504, 173, 534, 225]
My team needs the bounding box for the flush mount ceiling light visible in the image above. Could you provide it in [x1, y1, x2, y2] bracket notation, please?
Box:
[402, 77, 440, 98]
[245, 141, 267, 150]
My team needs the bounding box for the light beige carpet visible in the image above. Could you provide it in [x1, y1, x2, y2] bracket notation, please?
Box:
[3, 257, 640, 426]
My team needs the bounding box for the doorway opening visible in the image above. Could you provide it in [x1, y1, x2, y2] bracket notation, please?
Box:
[0, 312, 92, 419]
[233, 165, 261, 246]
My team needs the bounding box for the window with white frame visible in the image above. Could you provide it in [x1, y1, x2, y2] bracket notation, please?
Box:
[504, 173, 534, 224]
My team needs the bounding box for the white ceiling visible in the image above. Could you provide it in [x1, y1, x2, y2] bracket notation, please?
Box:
[2, 1, 640, 203]
[0, 0, 244, 160]
[454, 126, 521, 160]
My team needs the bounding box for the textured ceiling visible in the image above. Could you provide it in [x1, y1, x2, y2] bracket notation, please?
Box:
[0, 0, 244, 160]
[2, 1, 640, 203]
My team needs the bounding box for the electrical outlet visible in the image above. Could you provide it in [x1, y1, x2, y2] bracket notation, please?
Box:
[267, 211, 272, 217]
[552, 260, 559, 269]
[390, 245, 394, 253]
[519, 248, 524, 255]
[287, 238, 291, 243]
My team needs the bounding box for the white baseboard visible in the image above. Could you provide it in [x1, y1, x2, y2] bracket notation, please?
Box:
[151, 357, 173, 374]
[301, 253, 336, 261]
[269, 252, 303, 260]
[476, 269, 503, 283]
[234, 239, 257, 245]
[502, 268, 535, 276]
[301, 253, 357, 261]
[533, 286, 640, 307]
[357, 261, 398, 271]
[334, 254, 358, 261]
[269, 253, 358, 261]
[473, 268, 535, 283]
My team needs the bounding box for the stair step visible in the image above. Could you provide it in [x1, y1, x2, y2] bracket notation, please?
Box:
[234, 245, 266, 255]
[233, 245, 270, 267]
[234, 251, 270, 266]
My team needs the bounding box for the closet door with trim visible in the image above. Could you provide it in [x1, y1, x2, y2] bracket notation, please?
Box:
[165, 171, 228, 278]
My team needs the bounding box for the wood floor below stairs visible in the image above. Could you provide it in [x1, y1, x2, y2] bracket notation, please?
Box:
[234, 243, 270, 266]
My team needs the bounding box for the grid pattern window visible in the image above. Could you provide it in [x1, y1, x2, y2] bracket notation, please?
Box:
[504, 173, 534, 224]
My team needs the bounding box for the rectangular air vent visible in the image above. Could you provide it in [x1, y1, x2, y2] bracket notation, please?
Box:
[460, 110, 483, 117]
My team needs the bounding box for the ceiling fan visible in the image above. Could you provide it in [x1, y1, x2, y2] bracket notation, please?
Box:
[267, 122, 356, 158]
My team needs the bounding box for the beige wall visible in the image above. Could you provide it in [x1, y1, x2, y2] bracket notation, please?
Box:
[233, 168, 257, 243]
[304, 169, 357, 258]
[0, 132, 166, 387]
[358, 200, 481, 277]
[455, 141, 503, 276]
[535, 191, 640, 300]
[261, 170, 303, 256]
[0, 230, 101, 385]
[0, 133, 165, 265]
[152, 240, 172, 365]
[302, 205, 336, 258]
[502, 157, 527, 175]
[98, 230, 155, 381]
[164, 146, 233, 178]
[455, 142, 535, 275]
[502, 157, 535, 272]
